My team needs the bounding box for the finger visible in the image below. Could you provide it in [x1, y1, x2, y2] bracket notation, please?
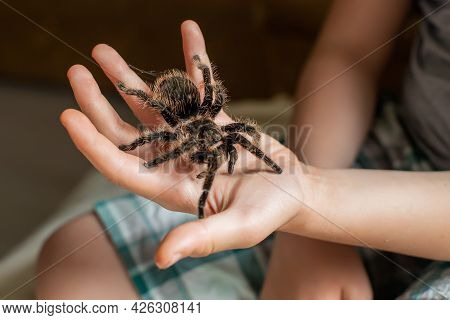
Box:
[181, 20, 231, 123]
[181, 20, 212, 86]
[67, 64, 138, 146]
[154, 209, 262, 269]
[60, 109, 174, 196]
[91, 44, 163, 126]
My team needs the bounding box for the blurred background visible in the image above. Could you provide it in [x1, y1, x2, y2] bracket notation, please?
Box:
[0, 0, 417, 298]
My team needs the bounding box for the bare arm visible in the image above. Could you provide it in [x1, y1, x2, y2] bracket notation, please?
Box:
[263, 0, 410, 299]
[287, 168, 450, 261]
[292, 0, 410, 165]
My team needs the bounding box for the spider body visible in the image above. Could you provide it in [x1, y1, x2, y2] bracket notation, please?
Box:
[118, 56, 282, 218]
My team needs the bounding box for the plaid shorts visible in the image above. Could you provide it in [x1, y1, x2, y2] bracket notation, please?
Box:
[96, 100, 449, 300]
[96, 195, 271, 299]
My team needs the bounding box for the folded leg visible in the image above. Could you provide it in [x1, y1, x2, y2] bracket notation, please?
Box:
[222, 123, 261, 144]
[193, 55, 213, 110]
[210, 82, 227, 117]
[117, 82, 179, 127]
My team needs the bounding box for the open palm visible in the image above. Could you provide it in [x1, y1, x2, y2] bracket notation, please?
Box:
[62, 21, 308, 268]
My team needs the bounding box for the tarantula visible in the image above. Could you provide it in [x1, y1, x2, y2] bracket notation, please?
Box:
[117, 56, 282, 219]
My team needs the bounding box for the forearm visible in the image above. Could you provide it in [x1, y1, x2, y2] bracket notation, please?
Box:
[289, 168, 450, 260]
[292, 50, 377, 167]
[292, 0, 409, 167]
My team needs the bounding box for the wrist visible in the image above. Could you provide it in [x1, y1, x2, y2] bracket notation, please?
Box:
[280, 164, 329, 236]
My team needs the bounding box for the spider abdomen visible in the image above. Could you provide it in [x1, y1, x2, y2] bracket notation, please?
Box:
[153, 70, 200, 119]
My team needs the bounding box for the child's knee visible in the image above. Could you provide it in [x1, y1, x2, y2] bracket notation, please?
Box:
[36, 212, 96, 299]
[301, 281, 373, 300]
[38, 213, 92, 268]
[342, 282, 373, 300]
[35, 212, 138, 299]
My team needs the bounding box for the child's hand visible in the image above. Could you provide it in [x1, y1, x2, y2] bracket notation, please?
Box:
[61, 21, 311, 268]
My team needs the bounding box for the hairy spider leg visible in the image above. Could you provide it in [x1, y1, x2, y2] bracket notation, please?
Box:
[119, 131, 178, 151]
[228, 133, 283, 174]
[117, 82, 180, 127]
[190, 137, 236, 179]
[218, 136, 239, 174]
[193, 56, 227, 118]
[144, 139, 197, 168]
[190, 150, 215, 179]
[190, 149, 218, 164]
[197, 149, 223, 219]
[193, 55, 214, 110]
[227, 144, 238, 174]
[210, 83, 227, 118]
[222, 123, 261, 143]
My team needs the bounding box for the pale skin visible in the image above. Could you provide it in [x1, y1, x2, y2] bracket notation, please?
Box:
[263, 0, 410, 299]
[37, 15, 450, 299]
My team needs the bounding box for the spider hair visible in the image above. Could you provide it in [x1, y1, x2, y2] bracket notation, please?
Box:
[118, 56, 282, 218]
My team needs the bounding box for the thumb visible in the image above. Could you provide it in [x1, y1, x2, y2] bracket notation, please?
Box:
[154, 209, 259, 269]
